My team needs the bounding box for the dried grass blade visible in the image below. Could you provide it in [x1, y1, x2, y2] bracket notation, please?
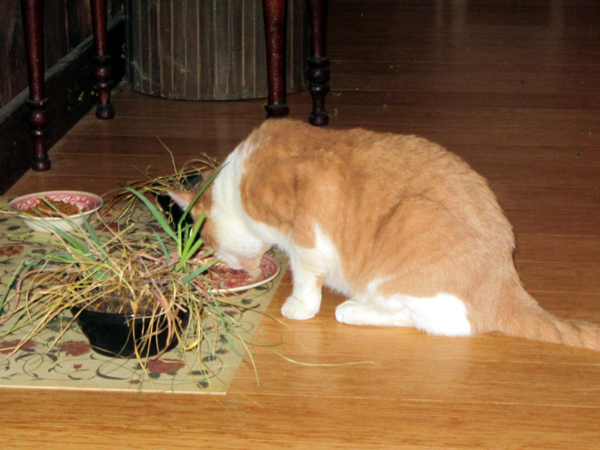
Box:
[156, 136, 179, 175]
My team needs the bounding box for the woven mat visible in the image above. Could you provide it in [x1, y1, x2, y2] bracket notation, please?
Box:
[0, 200, 287, 394]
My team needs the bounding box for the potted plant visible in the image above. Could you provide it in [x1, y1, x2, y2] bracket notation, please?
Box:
[0, 167, 221, 365]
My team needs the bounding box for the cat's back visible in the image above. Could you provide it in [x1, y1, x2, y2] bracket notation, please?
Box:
[246, 119, 490, 198]
[241, 119, 511, 249]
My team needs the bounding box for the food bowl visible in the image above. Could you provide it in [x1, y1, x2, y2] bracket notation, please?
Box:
[8, 190, 103, 233]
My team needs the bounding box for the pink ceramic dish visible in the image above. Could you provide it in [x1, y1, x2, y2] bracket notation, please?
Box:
[8, 190, 103, 233]
[209, 255, 280, 294]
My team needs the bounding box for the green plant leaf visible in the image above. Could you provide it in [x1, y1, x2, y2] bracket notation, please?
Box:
[177, 213, 205, 270]
[0, 260, 31, 314]
[181, 261, 214, 284]
[49, 225, 92, 260]
[153, 231, 171, 262]
[82, 216, 108, 261]
[183, 237, 205, 263]
[123, 188, 177, 240]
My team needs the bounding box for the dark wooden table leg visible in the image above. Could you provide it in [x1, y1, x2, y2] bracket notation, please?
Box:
[90, 0, 115, 119]
[308, 0, 329, 126]
[262, 0, 290, 119]
[21, 0, 51, 171]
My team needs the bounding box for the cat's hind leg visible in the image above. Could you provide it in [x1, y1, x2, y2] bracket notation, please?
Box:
[335, 279, 413, 327]
[335, 277, 472, 336]
[335, 299, 414, 327]
[337, 290, 473, 336]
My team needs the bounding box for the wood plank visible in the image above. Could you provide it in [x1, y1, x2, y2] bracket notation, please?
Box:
[324, 88, 600, 111]
[517, 260, 600, 294]
[509, 211, 600, 237]
[332, 71, 600, 96]
[147, 0, 161, 95]
[48, 134, 243, 157]
[0, 1, 26, 107]
[68, 102, 600, 149]
[65, 1, 92, 49]
[181, 0, 198, 99]
[1, 389, 598, 449]
[492, 185, 600, 211]
[157, 0, 174, 97]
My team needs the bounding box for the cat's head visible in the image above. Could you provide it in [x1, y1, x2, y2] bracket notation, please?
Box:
[168, 181, 267, 272]
[168, 185, 220, 252]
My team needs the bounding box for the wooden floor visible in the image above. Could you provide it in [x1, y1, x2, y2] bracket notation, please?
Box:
[3, 0, 600, 448]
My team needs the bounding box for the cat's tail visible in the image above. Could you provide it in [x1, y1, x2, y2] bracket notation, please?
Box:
[494, 285, 600, 352]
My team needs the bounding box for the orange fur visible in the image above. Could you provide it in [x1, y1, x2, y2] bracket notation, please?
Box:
[176, 119, 600, 351]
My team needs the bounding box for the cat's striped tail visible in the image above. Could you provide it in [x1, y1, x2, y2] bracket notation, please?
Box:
[497, 287, 600, 352]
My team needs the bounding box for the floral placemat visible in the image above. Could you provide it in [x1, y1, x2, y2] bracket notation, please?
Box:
[0, 200, 287, 394]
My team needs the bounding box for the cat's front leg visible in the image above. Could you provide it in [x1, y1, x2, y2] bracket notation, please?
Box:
[281, 254, 325, 320]
[281, 275, 324, 320]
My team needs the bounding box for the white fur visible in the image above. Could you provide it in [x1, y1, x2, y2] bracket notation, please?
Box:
[402, 293, 471, 336]
[209, 141, 284, 269]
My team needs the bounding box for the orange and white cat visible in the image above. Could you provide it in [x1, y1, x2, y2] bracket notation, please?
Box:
[170, 119, 600, 351]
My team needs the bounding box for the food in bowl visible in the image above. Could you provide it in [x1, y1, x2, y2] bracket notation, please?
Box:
[21, 199, 87, 217]
[8, 191, 103, 233]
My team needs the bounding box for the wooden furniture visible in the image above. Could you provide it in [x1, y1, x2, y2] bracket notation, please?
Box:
[21, 0, 328, 172]
[263, 0, 330, 126]
[20, 0, 114, 172]
[90, 0, 116, 121]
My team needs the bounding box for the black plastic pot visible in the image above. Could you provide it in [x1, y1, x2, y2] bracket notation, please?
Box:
[71, 306, 188, 358]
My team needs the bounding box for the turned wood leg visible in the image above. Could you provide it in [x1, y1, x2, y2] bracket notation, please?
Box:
[90, 0, 115, 119]
[20, 0, 51, 171]
[308, 0, 329, 126]
[262, 0, 290, 118]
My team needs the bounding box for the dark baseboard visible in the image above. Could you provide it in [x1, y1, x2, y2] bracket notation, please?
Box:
[0, 16, 125, 195]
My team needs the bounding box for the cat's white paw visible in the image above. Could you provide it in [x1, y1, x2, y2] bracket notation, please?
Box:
[281, 295, 319, 320]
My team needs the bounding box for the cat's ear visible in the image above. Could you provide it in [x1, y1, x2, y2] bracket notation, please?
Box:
[168, 190, 198, 210]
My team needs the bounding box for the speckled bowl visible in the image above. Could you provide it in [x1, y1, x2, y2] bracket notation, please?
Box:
[8, 190, 103, 233]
